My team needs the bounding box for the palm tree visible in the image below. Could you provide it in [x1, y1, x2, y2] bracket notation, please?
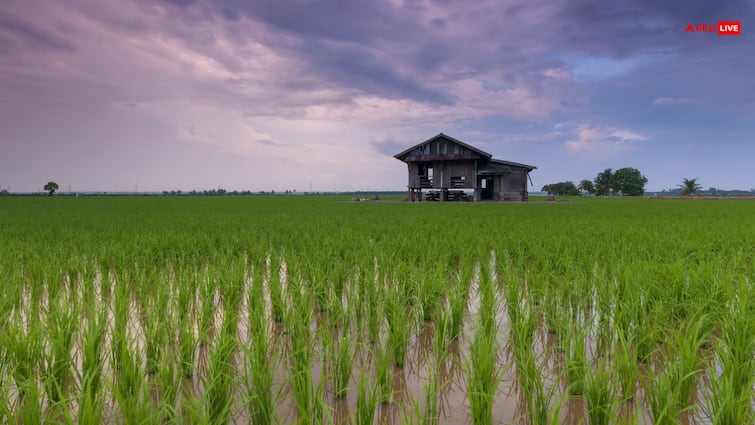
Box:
[678, 178, 701, 196]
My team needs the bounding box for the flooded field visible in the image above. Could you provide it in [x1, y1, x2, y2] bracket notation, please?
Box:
[0, 196, 753, 424]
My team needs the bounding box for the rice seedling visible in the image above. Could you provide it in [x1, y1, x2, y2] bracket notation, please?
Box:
[565, 324, 587, 396]
[642, 361, 681, 425]
[466, 262, 500, 425]
[323, 327, 356, 399]
[704, 283, 755, 425]
[584, 359, 615, 425]
[244, 270, 280, 425]
[111, 337, 152, 425]
[385, 287, 412, 368]
[0, 194, 752, 424]
[465, 325, 499, 425]
[42, 299, 78, 404]
[374, 338, 394, 404]
[613, 330, 638, 402]
[202, 317, 238, 425]
[353, 367, 379, 425]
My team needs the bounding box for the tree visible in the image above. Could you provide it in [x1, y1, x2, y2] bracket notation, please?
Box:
[678, 178, 702, 196]
[542, 181, 579, 196]
[578, 179, 595, 195]
[44, 181, 59, 196]
[612, 168, 648, 196]
[594, 169, 613, 196]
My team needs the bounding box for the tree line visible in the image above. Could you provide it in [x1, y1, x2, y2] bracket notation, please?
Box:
[542, 167, 648, 196]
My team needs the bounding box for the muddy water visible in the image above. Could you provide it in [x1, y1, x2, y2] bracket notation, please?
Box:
[5, 266, 721, 425]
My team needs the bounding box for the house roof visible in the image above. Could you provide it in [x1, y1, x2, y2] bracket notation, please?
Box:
[393, 133, 493, 161]
[488, 158, 537, 171]
[394, 133, 536, 171]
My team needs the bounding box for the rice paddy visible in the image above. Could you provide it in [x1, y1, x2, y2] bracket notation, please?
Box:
[0, 195, 753, 424]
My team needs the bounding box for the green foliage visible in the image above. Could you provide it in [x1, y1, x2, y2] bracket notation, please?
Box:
[678, 177, 702, 196]
[578, 179, 595, 194]
[593, 167, 648, 196]
[541, 181, 580, 195]
[612, 167, 648, 196]
[0, 195, 752, 423]
[43, 181, 59, 195]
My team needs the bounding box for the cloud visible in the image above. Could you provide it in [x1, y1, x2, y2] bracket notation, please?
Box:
[564, 123, 648, 156]
[652, 97, 692, 105]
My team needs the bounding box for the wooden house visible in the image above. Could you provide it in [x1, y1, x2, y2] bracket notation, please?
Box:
[394, 133, 536, 202]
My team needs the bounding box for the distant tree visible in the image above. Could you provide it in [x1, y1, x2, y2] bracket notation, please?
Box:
[0, 189, 9, 196]
[612, 167, 648, 196]
[594, 169, 613, 196]
[578, 179, 595, 195]
[678, 178, 702, 196]
[44, 181, 59, 196]
[542, 181, 579, 196]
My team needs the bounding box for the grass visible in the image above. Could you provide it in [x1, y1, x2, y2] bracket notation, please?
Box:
[0, 195, 752, 423]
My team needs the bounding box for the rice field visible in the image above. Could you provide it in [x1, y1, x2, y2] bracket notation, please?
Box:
[0, 195, 753, 424]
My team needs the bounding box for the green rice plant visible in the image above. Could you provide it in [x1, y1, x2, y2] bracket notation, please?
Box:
[243, 266, 280, 425]
[447, 279, 467, 342]
[7, 321, 44, 400]
[42, 300, 78, 404]
[365, 300, 383, 345]
[433, 306, 452, 355]
[77, 309, 107, 425]
[285, 291, 327, 425]
[614, 330, 638, 402]
[242, 327, 280, 425]
[642, 363, 680, 425]
[704, 285, 755, 425]
[565, 324, 587, 396]
[324, 329, 356, 399]
[111, 338, 152, 425]
[671, 314, 712, 410]
[385, 288, 412, 368]
[202, 313, 238, 425]
[144, 316, 167, 377]
[198, 271, 219, 345]
[374, 338, 394, 404]
[289, 361, 329, 425]
[465, 290, 500, 425]
[353, 368, 379, 425]
[155, 351, 181, 424]
[268, 254, 285, 322]
[584, 359, 615, 425]
[511, 302, 559, 425]
[465, 329, 499, 425]
[419, 268, 444, 322]
[423, 354, 442, 425]
[13, 377, 43, 425]
[111, 280, 131, 374]
[179, 322, 197, 379]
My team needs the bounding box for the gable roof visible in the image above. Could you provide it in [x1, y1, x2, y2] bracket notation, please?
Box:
[488, 158, 537, 171]
[393, 133, 492, 161]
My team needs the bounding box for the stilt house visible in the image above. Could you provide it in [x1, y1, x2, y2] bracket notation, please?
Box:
[394, 133, 536, 202]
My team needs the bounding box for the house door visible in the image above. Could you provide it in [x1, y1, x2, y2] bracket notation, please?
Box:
[480, 177, 494, 200]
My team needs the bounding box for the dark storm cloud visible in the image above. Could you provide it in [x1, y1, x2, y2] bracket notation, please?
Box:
[0, 8, 75, 53]
[554, 0, 754, 56]
[369, 138, 409, 157]
[155, 0, 754, 113]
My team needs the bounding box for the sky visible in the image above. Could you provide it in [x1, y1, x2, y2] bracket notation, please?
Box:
[1, 0, 754, 193]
